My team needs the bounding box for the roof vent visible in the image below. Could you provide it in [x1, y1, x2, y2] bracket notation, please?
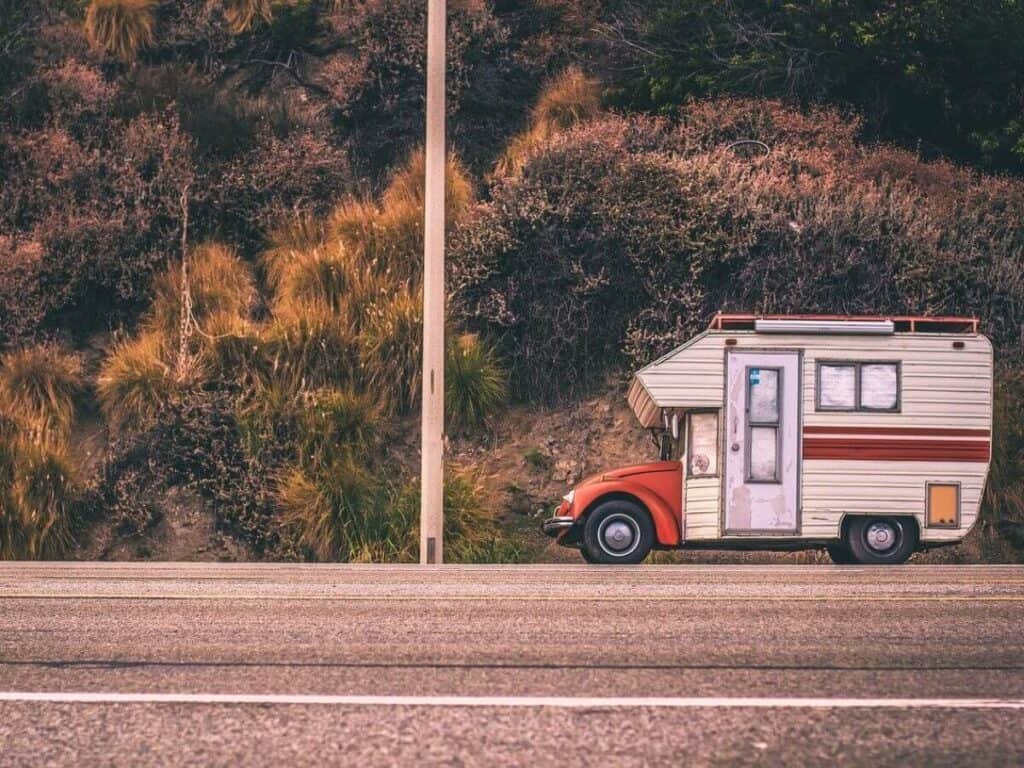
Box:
[754, 319, 894, 335]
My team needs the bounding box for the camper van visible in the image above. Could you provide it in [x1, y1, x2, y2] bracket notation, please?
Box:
[543, 314, 993, 565]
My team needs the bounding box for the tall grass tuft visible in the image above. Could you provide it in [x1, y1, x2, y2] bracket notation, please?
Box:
[390, 470, 521, 563]
[261, 213, 327, 291]
[445, 333, 508, 432]
[495, 66, 601, 177]
[382, 148, 476, 224]
[148, 242, 257, 338]
[272, 245, 363, 316]
[0, 346, 83, 447]
[326, 197, 382, 255]
[296, 389, 381, 467]
[224, 0, 272, 34]
[84, 0, 156, 63]
[97, 332, 175, 433]
[325, 150, 474, 283]
[264, 301, 357, 392]
[276, 457, 393, 562]
[2, 445, 80, 560]
[358, 285, 422, 414]
[198, 313, 270, 389]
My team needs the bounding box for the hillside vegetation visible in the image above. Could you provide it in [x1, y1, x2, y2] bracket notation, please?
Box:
[0, 0, 1022, 561]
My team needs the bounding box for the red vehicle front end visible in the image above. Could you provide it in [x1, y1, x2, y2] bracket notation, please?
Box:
[543, 461, 682, 564]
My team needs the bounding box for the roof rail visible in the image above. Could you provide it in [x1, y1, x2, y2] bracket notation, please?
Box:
[708, 313, 979, 334]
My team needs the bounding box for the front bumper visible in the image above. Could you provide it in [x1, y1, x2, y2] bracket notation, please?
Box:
[542, 516, 576, 538]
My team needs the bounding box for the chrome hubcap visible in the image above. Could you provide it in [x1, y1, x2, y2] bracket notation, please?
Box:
[865, 521, 898, 553]
[598, 515, 640, 557]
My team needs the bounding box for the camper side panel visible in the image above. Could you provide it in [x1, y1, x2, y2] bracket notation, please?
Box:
[640, 331, 992, 543]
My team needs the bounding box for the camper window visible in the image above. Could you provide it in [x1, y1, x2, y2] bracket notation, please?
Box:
[818, 364, 856, 409]
[860, 363, 899, 410]
[746, 366, 782, 483]
[816, 361, 901, 412]
[687, 412, 719, 478]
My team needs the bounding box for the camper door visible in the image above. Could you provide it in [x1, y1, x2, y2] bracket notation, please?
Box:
[724, 351, 800, 533]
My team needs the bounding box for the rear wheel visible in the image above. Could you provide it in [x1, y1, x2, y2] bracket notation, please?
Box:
[826, 543, 858, 565]
[581, 500, 655, 565]
[845, 516, 917, 565]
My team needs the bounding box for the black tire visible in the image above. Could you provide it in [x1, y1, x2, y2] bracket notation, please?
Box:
[826, 543, 858, 565]
[579, 547, 597, 564]
[845, 516, 917, 565]
[581, 499, 655, 565]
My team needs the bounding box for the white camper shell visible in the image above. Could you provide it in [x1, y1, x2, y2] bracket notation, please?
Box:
[627, 314, 993, 559]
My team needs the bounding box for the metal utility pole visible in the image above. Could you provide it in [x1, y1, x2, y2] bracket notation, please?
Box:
[420, 0, 446, 564]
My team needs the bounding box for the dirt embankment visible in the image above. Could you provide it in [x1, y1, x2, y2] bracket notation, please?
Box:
[73, 377, 1017, 564]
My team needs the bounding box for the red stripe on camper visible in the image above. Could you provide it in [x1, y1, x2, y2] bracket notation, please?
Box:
[803, 426, 989, 438]
[802, 437, 990, 462]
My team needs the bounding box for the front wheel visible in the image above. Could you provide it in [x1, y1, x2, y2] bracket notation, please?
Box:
[581, 500, 655, 565]
[845, 516, 917, 565]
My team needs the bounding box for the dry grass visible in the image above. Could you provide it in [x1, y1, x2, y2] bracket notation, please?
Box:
[0, 346, 83, 447]
[391, 469, 521, 563]
[276, 456, 386, 562]
[84, 0, 156, 63]
[264, 300, 357, 392]
[224, 0, 273, 34]
[272, 244, 366, 317]
[198, 313, 270, 389]
[382, 148, 476, 224]
[358, 285, 422, 414]
[261, 213, 327, 291]
[324, 150, 474, 284]
[0, 443, 80, 560]
[148, 242, 256, 339]
[97, 332, 175, 432]
[494, 66, 601, 177]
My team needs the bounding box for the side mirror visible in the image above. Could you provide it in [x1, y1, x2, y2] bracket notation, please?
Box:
[671, 412, 680, 440]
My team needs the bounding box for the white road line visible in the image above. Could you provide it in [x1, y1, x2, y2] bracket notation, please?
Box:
[2, 593, 1022, 602]
[2, 693, 1024, 709]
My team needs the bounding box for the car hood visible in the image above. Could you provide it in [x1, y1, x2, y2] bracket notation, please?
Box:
[578, 461, 680, 487]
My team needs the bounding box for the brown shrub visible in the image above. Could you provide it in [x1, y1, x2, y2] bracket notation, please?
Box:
[453, 100, 1024, 401]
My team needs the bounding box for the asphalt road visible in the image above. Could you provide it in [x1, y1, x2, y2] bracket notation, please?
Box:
[1, 563, 1023, 767]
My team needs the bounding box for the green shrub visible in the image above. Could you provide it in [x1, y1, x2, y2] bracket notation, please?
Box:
[358, 285, 422, 414]
[0, 346, 83, 446]
[603, 0, 1024, 173]
[296, 388, 381, 467]
[101, 389, 278, 552]
[445, 333, 508, 432]
[523, 448, 551, 471]
[97, 332, 175, 433]
[84, 0, 156, 63]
